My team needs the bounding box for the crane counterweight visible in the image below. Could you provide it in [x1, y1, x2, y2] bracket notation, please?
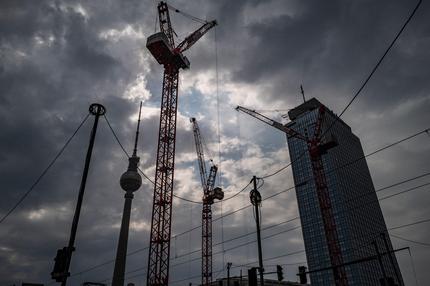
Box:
[147, 33, 190, 69]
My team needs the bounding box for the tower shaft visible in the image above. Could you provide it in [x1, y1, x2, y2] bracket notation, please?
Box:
[112, 193, 134, 286]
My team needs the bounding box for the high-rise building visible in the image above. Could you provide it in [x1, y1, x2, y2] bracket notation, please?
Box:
[286, 98, 404, 285]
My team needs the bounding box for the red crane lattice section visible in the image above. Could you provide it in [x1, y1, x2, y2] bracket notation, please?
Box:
[146, 2, 217, 285]
[147, 64, 179, 286]
[202, 166, 217, 285]
[308, 107, 348, 285]
[235, 105, 348, 286]
[190, 118, 222, 286]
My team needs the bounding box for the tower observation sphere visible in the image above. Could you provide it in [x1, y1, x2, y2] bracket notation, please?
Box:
[120, 156, 142, 192]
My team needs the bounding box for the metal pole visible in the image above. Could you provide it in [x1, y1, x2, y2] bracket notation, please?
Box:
[227, 262, 232, 286]
[240, 269, 243, 286]
[62, 103, 105, 286]
[381, 232, 401, 285]
[373, 240, 388, 285]
[251, 176, 264, 286]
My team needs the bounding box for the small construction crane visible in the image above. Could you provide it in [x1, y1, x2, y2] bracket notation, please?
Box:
[236, 105, 348, 286]
[190, 117, 224, 286]
[145, 2, 217, 285]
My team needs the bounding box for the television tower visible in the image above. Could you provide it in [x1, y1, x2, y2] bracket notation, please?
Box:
[112, 102, 143, 286]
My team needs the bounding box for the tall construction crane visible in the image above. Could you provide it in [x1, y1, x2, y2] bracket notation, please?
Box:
[145, 2, 217, 285]
[190, 118, 224, 286]
[236, 105, 348, 286]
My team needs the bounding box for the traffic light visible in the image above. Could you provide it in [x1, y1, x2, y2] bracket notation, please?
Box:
[51, 247, 73, 282]
[298, 266, 307, 284]
[276, 265, 284, 281]
[248, 267, 258, 286]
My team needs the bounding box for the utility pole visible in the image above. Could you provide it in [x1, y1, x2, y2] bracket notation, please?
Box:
[112, 103, 143, 286]
[250, 176, 264, 286]
[227, 262, 232, 286]
[51, 103, 106, 286]
[381, 233, 401, 285]
[373, 241, 388, 285]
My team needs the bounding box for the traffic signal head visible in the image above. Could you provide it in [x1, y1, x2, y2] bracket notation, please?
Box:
[51, 247, 72, 282]
[276, 265, 284, 281]
[248, 267, 258, 286]
[298, 266, 307, 284]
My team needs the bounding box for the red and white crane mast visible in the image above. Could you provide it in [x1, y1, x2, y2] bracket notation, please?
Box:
[236, 105, 348, 286]
[190, 118, 223, 286]
[145, 2, 216, 285]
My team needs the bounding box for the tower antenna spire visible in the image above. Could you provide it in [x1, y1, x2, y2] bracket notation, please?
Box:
[300, 85, 306, 103]
[133, 101, 143, 157]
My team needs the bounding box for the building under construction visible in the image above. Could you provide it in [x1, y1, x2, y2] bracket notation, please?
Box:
[286, 98, 404, 285]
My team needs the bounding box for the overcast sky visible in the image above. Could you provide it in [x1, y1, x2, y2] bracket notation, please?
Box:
[1, 0, 429, 285]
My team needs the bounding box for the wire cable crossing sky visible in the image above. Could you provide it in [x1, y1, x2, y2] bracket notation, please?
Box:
[0, 0, 429, 285]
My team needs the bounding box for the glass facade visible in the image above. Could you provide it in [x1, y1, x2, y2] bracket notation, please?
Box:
[286, 98, 404, 286]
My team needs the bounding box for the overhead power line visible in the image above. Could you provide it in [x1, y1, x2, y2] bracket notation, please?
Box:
[379, 182, 430, 201]
[390, 233, 430, 247]
[0, 114, 90, 225]
[65, 127, 429, 280]
[160, 170, 430, 262]
[242, 0, 424, 183]
[389, 218, 430, 231]
[67, 168, 429, 282]
[263, 127, 429, 182]
[319, 0, 423, 141]
[103, 114, 155, 184]
[169, 216, 430, 286]
[338, 0, 423, 118]
[69, 165, 430, 282]
[104, 114, 205, 204]
[71, 167, 429, 283]
[175, 216, 300, 260]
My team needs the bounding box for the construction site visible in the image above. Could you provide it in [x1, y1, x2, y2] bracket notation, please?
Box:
[0, 1, 429, 286]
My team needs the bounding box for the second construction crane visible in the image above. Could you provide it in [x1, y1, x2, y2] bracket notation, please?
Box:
[236, 105, 348, 286]
[145, 2, 217, 285]
[190, 118, 224, 286]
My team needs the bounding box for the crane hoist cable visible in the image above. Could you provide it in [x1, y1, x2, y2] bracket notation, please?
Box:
[166, 3, 208, 24]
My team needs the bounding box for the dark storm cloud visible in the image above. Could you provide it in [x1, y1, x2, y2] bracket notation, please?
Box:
[1, 0, 429, 285]
[0, 1, 149, 284]
[232, 0, 430, 112]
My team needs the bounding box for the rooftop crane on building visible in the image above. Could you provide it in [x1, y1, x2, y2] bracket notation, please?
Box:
[190, 117, 224, 286]
[145, 2, 217, 285]
[236, 105, 348, 286]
